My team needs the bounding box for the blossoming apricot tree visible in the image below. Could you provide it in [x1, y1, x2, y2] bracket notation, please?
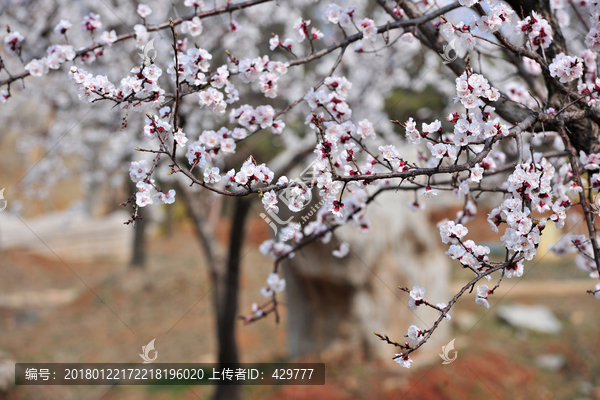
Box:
[3, 0, 600, 372]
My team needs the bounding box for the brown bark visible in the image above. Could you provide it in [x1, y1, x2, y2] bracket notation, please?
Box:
[214, 197, 251, 400]
[176, 183, 250, 400]
[128, 180, 147, 269]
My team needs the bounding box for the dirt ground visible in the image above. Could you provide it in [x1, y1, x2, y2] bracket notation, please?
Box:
[0, 219, 599, 400]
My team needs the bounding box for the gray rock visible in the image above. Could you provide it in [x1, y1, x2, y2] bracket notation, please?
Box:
[535, 354, 565, 371]
[579, 381, 594, 396]
[0, 350, 16, 393]
[0, 210, 133, 263]
[497, 304, 562, 334]
[0, 360, 14, 393]
[454, 311, 478, 332]
[283, 189, 451, 361]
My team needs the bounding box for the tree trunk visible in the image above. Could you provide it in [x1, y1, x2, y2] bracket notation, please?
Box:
[128, 179, 147, 269]
[164, 200, 173, 237]
[214, 197, 251, 400]
[130, 206, 147, 268]
[175, 183, 250, 400]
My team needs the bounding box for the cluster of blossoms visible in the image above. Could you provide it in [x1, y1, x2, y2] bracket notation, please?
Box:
[322, 4, 356, 27]
[454, 72, 500, 109]
[441, 221, 491, 276]
[54, 20, 72, 36]
[439, 19, 475, 50]
[181, 16, 203, 36]
[418, 107, 507, 156]
[473, 3, 514, 33]
[576, 51, 600, 107]
[475, 284, 491, 308]
[488, 156, 559, 265]
[254, 69, 384, 259]
[269, 180, 313, 213]
[183, 129, 262, 176]
[231, 158, 274, 188]
[304, 81, 353, 122]
[357, 18, 378, 42]
[586, 3, 600, 51]
[269, 35, 293, 51]
[259, 178, 371, 260]
[128, 160, 176, 207]
[68, 64, 165, 108]
[167, 47, 213, 84]
[292, 18, 324, 43]
[198, 128, 236, 154]
[4, 31, 24, 56]
[549, 54, 583, 83]
[229, 104, 281, 133]
[16, 16, 101, 75]
[402, 73, 506, 199]
[580, 151, 600, 170]
[177, 155, 276, 193]
[25, 45, 76, 77]
[259, 238, 296, 261]
[393, 286, 451, 368]
[134, 24, 150, 48]
[198, 87, 228, 114]
[237, 56, 289, 99]
[379, 144, 409, 173]
[515, 11, 553, 50]
[440, 2, 513, 51]
[260, 273, 286, 298]
[81, 13, 102, 32]
[143, 110, 172, 140]
[392, 43, 592, 354]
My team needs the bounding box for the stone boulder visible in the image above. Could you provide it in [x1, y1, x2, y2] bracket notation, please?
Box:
[0, 210, 133, 263]
[283, 190, 450, 362]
